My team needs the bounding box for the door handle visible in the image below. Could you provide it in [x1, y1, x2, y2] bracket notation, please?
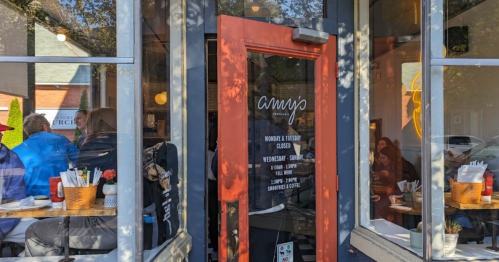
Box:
[232, 229, 239, 256]
[227, 201, 239, 262]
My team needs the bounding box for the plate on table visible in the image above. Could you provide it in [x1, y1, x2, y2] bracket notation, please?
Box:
[391, 201, 406, 206]
[0, 199, 52, 210]
[33, 195, 49, 200]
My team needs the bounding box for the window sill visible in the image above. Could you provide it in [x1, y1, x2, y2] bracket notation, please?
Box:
[351, 222, 422, 262]
[352, 220, 499, 261]
[150, 231, 192, 262]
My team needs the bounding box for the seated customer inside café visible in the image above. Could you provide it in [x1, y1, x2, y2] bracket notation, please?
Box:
[0, 123, 38, 252]
[23, 108, 118, 257]
[13, 114, 79, 197]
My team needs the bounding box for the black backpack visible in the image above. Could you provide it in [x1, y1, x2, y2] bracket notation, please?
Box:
[143, 142, 180, 250]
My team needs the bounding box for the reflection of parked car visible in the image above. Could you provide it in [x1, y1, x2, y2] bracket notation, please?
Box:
[467, 136, 499, 190]
[444, 135, 483, 152]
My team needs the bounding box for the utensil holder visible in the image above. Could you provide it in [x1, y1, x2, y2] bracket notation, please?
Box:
[64, 185, 98, 210]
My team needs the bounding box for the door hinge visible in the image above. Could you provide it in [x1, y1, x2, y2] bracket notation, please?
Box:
[335, 62, 339, 78]
[336, 175, 339, 191]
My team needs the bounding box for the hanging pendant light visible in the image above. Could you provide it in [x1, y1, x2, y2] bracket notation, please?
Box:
[155, 91, 168, 105]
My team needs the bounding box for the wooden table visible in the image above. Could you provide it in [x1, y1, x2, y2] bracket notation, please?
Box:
[444, 192, 499, 210]
[0, 198, 116, 218]
[444, 192, 499, 251]
[0, 199, 116, 262]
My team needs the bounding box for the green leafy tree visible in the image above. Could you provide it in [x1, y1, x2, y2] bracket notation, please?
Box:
[73, 89, 89, 145]
[3, 98, 23, 149]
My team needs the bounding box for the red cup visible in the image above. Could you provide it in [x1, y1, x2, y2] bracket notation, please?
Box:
[49, 177, 65, 202]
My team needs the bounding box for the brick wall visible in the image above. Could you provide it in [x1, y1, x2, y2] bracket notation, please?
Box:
[36, 85, 89, 109]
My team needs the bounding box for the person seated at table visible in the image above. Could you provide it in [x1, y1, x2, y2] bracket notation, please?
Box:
[372, 146, 403, 225]
[373, 137, 420, 182]
[23, 108, 118, 257]
[74, 109, 89, 149]
[0, 123, 38, 247]
[12, 114, 79, 197]
[76, 108, 117, 198]
[444, 148, 469, 192]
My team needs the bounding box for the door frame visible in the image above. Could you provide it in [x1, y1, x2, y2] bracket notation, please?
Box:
[217, 15, 337, 261]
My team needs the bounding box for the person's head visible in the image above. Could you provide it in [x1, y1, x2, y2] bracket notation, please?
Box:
[379, 146, 398, 168]
[74, 110, 89, 130]
[86, 108, 117, 137]
[0, 123, 14, 146]
[448, 148, 468, 168]
[23, 113, 51, 137]
[377, 137, 395, 153]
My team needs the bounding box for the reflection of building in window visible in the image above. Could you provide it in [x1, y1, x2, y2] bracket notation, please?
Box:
[0, 20, 118, 142]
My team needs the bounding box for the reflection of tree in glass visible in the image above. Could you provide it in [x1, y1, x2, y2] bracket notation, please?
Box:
[218, 0, 322, 18]
[275, 0, 323, 18]
[5, 0, 116, 56]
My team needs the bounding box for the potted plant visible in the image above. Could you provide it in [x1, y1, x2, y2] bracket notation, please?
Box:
[444, 219, 462, 257]
[410, 222, 423, 250]
[102, 169, 117, 207]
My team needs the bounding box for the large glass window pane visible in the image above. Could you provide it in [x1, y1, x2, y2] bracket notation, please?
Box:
[0, 62, 125, 260]
[433, 65, 499, 259]
[444, 0, 499, 58]
[0, 0, 117, 57]
[360, 0, 423, 254]
[217, 0, 323, 18]
[142, 0, 184, 259]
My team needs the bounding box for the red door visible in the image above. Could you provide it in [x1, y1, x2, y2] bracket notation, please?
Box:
[217, 15, 337, 262]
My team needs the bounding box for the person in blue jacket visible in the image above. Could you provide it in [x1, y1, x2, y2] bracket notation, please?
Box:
[12, 114, 78, 197]
[0, 123, 37, 244]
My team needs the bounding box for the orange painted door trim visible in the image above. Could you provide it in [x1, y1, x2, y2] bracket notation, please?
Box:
[217, 15, 337, 262]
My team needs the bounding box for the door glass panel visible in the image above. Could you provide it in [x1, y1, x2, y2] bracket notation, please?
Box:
[247, 51, 316, 261]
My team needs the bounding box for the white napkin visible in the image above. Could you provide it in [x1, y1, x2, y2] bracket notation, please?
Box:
[457, 161, 487, 183]
[397, 180, 407, 192]
[19, 196, 35, 208]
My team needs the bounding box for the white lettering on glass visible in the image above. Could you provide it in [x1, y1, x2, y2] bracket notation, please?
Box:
[257, 95, 307, 125]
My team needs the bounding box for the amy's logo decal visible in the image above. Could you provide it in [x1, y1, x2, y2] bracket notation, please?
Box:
[257, 96, 307, 125]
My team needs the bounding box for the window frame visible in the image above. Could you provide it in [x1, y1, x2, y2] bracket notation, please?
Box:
[0, 0, 190, 259]
[355, 0, 499, 261]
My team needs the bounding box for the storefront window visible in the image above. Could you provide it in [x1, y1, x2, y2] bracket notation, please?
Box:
[430, 65, 499, 259]
[358, 0, 499, 260]
[142, 0, 185, 259]
[0, 0, 188, 259]
[217, 0, 323, 18]
[359, 0, 424, 255]
[0, 0, 118, 57]
[0, 62, 126, 260]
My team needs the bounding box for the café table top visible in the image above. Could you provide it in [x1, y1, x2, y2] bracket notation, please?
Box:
[444, 192, 499, 210]
[389, 201, 457, 216]
[0, 198, 116, 218]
